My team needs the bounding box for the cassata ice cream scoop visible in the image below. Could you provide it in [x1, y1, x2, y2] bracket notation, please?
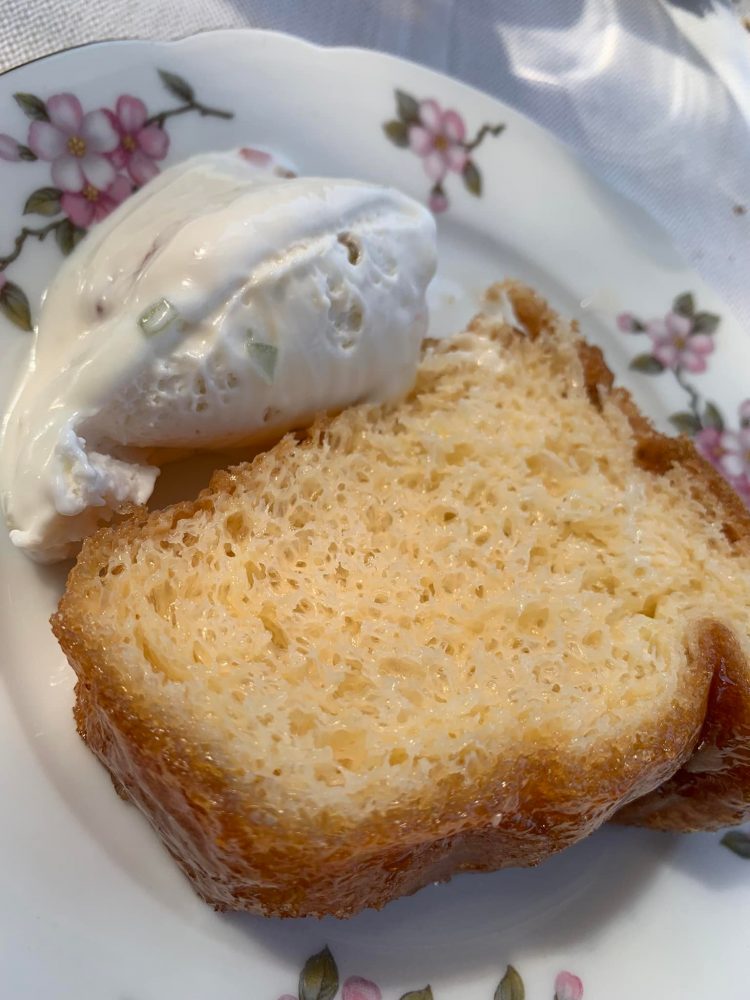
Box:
[1, 149, 437, 562]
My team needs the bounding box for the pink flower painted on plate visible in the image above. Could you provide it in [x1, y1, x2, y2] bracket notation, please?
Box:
[554, 970, 584, 1000]
[276, 965, 381, 1000]
[694, 408, 750, 491]
[0, 71, 233, 334]
[716, 426, 750, 480]
[695, 426, 726, 466]
[428, 188, 449, 214]
[239, 145, 296, 178]
[694, 404, 750, 506]
[107, 95, 169, 185]
[239, 145, 273, 168]
[342, 975, 382, 1000]
[618, 296, 750, 511]
[647, 311, 714, 373]
[27, 93, 119, 192]
[616, 311, 638, 332]
[720, 410, 750, 507]
[409, 99, 469, 183]
[61, 174, 132, 228]
[383, 88, 503, 214]
[0, 133, 20, 161]
[732, 475, 750, 506]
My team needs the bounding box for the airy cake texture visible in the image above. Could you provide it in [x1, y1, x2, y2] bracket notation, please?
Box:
[53, 283, 750, 917]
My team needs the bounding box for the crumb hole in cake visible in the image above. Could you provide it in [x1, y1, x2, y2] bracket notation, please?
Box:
[641, 596, 658, 618]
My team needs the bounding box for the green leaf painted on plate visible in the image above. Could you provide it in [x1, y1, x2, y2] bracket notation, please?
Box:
[463, 160, 482, 196]
[669, 411, 702, 436]
[629, 353, 665, 374]
[383, 119, 410, 147]
[495, 964, 525, 1000]
[396, 89, 421, 124]
[298, 946, 339, 1000]
[13, 92, 49, 121]
[17, 143, 38, 161]
[0, 280, 32, 331]
[702, 401, 725, 431]
[399, 988, 434, 1000]
[158, 69, 195, 103]
[23, 186, 62, 217]
[721, 830, 750, 859]
[692, 311, 721, 335]
[672, 292, 695, 318]
[55, 218, 86, 256]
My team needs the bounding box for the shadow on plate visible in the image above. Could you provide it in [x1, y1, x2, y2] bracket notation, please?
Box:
[224, 823, 675, 988]
[661, 824, 750, 892]
[149, 444, 272, 509]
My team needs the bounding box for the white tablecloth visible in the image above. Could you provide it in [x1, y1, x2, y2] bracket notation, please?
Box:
[1, 0, 749, 328]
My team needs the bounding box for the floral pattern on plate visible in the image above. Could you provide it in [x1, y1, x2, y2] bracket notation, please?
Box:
[618, 292, 750, 507]
[0, 69, 233, 331]
[278, 946, 583, 1000]
[721, 828, 750, 858]
[383, 90, 504, 213]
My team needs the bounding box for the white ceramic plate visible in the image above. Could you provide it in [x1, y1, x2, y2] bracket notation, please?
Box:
[0, 28, 748, 1000]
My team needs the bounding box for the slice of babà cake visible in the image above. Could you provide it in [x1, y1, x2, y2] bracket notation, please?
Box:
[53, 282, 750, 917]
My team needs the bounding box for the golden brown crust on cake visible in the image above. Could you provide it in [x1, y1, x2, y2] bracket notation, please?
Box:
[504, 281, 750, 830]
[61, 605, 709, 916]
[52, 281, 750, 916]
[616, 621, 750, 830]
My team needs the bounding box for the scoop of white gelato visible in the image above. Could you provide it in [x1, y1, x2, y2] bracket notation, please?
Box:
[1, 150, 437, 562]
